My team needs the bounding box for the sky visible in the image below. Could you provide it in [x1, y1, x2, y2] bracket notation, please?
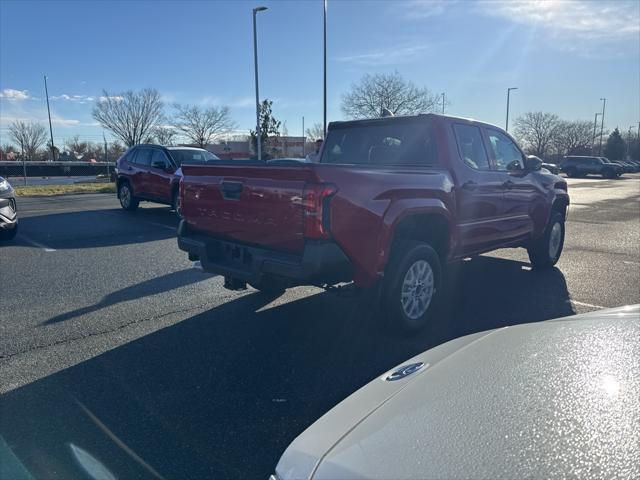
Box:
[1, 0, 639, 147]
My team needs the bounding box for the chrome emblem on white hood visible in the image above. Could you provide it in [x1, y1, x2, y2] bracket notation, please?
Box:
[384, 362, 425, 381]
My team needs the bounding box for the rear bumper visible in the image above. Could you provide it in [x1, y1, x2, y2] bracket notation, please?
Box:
[177, 220, 352, 286]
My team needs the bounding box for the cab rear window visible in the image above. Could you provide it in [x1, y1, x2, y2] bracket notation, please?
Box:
[320, 122, 437, 166]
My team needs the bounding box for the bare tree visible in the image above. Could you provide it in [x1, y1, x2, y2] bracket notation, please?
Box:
[173, 104, 235, 148]
[305, 122, 324, 141]
[552, 120, 594, 156]
[153, 125, 178, 145]
[65, 135, 89, 157]
[92, 89, 164, 147]
[513, 112, 561, 158]
[108, 141, 126, 160]
[341, 71, 440, 119]
[8, 121, 48, 160]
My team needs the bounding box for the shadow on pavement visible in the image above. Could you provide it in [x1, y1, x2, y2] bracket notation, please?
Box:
[0, 255, 573, 479]
[42, 268, 216, 325]
[10, 207, 179, 250]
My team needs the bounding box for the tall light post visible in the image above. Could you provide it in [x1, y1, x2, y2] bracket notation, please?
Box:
[44, 75, 56, 161]
[598, 97, 606, 155]
[593, 112, 601, 151]
[253, 6, 267, 161]
[505, 87, 518, 131]
[323, 0, 327, 138]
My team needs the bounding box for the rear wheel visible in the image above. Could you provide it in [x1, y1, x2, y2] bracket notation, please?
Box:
[118, 182, 139, 211]
[603, 169, 616, 179]
[527, 211, 565, 269]
[383, 242, 442, 334]
[565, 167, 577, 178]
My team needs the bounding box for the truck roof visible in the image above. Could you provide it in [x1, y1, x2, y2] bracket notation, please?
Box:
[328, 113, 499, 131]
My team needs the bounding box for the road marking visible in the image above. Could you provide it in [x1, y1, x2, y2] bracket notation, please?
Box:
[570, 300, 605, 310]
[19, 234, 56, 252]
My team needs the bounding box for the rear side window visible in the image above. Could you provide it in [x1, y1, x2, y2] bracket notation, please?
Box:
[320, 122, 437, 166]
[134, 148, 152, 166]
[453, 124, 490, 170]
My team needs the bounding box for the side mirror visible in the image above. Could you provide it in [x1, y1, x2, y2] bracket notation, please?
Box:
[524, 156, 542, 172]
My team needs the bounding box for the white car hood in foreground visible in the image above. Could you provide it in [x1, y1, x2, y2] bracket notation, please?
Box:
[276, 305, 640, 480]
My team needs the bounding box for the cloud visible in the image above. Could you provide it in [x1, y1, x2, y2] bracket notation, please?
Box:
[400, 0, 452, 19]
[229, 96, 255, 108]
[334, 44, 432, 67]
[98, 95, 124, 102]
[51, 94, 95, 103]
[0, 88, 33, 100]
[478, 0, 640, 42]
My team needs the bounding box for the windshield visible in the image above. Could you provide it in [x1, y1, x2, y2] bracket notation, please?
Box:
[167, 149, 220, 166]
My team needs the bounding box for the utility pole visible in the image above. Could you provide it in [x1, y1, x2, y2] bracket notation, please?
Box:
[302, 116, 305, 157]
[323, 0, 327, 137]
[253, 6, 268, 161]
[598, 97, 606, 155]
[44, 75, 56, 161]
[21, 144, 27, 186]
[506, 87, 518, 131]
[441, 92, 445, 114]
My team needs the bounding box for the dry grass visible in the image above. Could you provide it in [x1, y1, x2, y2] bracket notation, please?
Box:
[14, 183, 116, 196]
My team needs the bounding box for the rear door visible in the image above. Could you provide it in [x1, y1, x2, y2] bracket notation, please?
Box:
[450, 123, 509, 254]
[131, 146, 153, 197]
[147, 147, 174, 202]
[484, 128, 542, 241]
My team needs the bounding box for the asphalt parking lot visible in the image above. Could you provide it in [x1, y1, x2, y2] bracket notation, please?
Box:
[1, 174, 639, 478]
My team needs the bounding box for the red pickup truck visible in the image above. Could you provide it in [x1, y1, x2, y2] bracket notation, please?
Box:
[177, 114, 569, 332]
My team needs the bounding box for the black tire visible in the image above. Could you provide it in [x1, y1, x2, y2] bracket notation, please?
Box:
[0, 223, 17, 240]
[171, 188, 182, 219]
[383, 241, 442, 334]
[118, 181, 139, 211]
[248, 276, 286, 296]
[602, 169, 615, 179]
[527, 211, 565, 269]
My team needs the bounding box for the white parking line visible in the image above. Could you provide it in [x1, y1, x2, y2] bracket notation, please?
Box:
[19, 234, 56, 252]
[570, 300, 605, 310]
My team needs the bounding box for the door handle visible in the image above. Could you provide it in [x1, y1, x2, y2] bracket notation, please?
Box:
[462, 181, 478, 191]
[503, 180, 515, 189]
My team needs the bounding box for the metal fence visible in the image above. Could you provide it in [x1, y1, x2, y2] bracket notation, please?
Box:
[0, 161, 116, 185]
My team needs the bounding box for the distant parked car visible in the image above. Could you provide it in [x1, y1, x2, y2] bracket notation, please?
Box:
[273, 305, 640, 480]
[0, 176, 18, 240]
[605, 158, 638, 173]
[115, 145, 220, 216]
[560, 155, 622, 178]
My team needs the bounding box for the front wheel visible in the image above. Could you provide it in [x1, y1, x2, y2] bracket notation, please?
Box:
[527, 212, 565, 269]
[383, 242, 442, 334]
[118, 182, 139, 211]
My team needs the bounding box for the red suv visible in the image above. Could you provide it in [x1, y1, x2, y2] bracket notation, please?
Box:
[115, 145, 219, 214]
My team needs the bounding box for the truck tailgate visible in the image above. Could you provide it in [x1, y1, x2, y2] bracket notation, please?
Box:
[180, 163, 319, 254]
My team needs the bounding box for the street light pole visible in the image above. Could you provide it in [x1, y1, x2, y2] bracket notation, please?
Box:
[44, 75, 56, 161]
[593, 112, 601, 151]
[253, 6, 267, 161]
[598, 97, 606, 155]
[323, 0, 327, 138]
[506, 87, 518, 131]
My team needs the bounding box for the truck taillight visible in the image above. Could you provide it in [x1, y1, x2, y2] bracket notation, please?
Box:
[303, 183, 337, 239]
